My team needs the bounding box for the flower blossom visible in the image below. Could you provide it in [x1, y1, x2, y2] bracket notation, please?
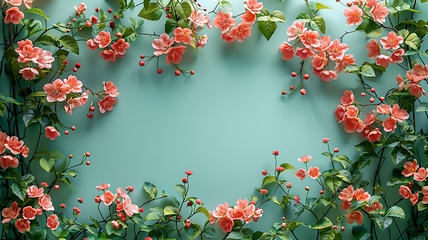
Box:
[74, 3, 87, 15]
[94, 31, 112, 48]
[45, 126, 60, 140]
[104, 81, 119, 97]
[370, 2, 389, 24]
[43, 79, 72, 102]
[244, 0, 263, 14]
[213, 11, 236, 33]
[152, 33, 174, 56]
[4, 7, 24, 24]
[47, 214, 59, 230]
[307, 166, 321, 179]
[166, 45, 187, 64]
[343, 5, 363, 25]
[380, 31, 403, 50]
[15, 218, 31, 233]
[346, 210, 363, 225]
[5, 135, 24, 154]
[173, 27, 193, 45]
[2, 201, 21, 224]
[279, 42, 294, 60]
[98, 96, 117, 113]
[0, 155, 19, 169]
[229, 23, 252, 42]
[287, 20, 306, 41]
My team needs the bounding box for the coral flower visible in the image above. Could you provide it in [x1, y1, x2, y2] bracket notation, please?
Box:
[314, 69, 338, 82]
[173, 27, 193, 45]
[100, 190, 116, 205]
[15, 218, 31, 233]
[366, 39, 381, 59]
[64, 75, 83, 93]
[43, 79, 72, 102]
[300, 30, 320, 48]
[123, 196, 139, 216]
[166, 45, 187, 64]
[327, 39, 348, 61]
[295, 168, 306, 180]
[96, 183, 111, 190]
[38, 194, 54, 211]
[295, 47, 315, 60]
[346, 210, 363, 225]
[244, 0, 263, 14]
[380, 31, 403, 50]
[212, 202, 228, 218]
[339, 185, 354, 202]
[241, 10, 256, 24]
[2, 201, 21, 224]
[5, 0, 22, 6]
[414, 167, 428, 182]
[287, 20, 306, 41]
[23, 0, 33, 9]
[5, 135, 24, 154]
[19, 67, 39, 80]
[86, 39, 98, 50]
[308, 166, 321, 179]
[188, 10, 210, 29]
[340, 90, 354, 106]
[22, 206, 37, 220]
[406, 63, 428, 83]
[279, 42, 294, 60]
[229, 23, 252, 42]
[0, 132, 7, 154]
[335, 54, 356, 73]
[0, 155, 19, 169]
[391, 104, 409, 122]
[74, 3, 87, 15]
[104, 81, 119, 97]
[370, 2, 389, 24]
[353, 188, 370, 202]
[99, 49, 116, 62]
[343, 5, 363, 25]
[27, 185, 44, 198]
[152, 33, 174, 56]
[111, 38, 130, 56]
[382, 117, 397, 133]
[47, 214, 59, 230]
[4, 7, 24, 24]
[212, 11, 236, 33]
[98, 96, 117, 113]
[217, 216, 234, 233]
[298, 155, 312, 163]
[311, 51, 328, 70]
[94, 31, 112, 48]
[402, 160, 419, 177]
[366, 128, 382, 142]
[45, 126, 60, 140]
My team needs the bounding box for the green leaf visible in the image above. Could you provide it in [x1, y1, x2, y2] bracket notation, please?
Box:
[26, 8, 49, 20]
[316, 2, 333, 10]
[385, 206, 405, 218]
[174, 183, 186, 197]
[130, 17, 144, 30]
[196, 206, 210, 219]
[279, 163, 295, 170]
[144, 211, 163, 221]
[218, 1, 232, 12]
[417, 202, 428, 211]
[366, 27, 383, 37]
[375, 216, 392, 229]
[53, 23, 67, 32]
[175, 1, 192, 19]
[138, 2, 162, 21]
[333, 155, 353, 168]
[163, 205, 179, 215]
[262, 176, 277, 187]
[60, 36, 79, 54]
[296, 12, 311, 20]
[36, 35, 58, 47]
[360, 64, 375, 77]
[405, 33, 420, 50]
[20, 174, 35, 185]
[311, 217, 333, 229]
[25, 19, 43, 36]
[258, 20, 277, 41]
[270, 10, 286, 22]
[0, 103, 5, 117]
[11, 182, 27, 201]
[143, 0, 150, 10]
[352, 225, 370, 240]
[311, 16, 326, 34]
[63, 169, 78, 177]
[40, 158, 55, 172]
[165, 18, 178, 34]
[416, 102, 428, 112]
[23, 108, 39, 127]
[203, 226, 216, 238]
[225, 232, 243, 240]
[143, 182, 158, 199]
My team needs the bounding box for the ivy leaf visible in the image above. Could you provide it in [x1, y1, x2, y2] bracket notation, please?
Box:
[270, 10, 286, 22]
[258, 20, 277, 41]
[25, 19, 43, 36]
[11, 182, 27, 201]
[385, 206, 405, 218]
[175, 1, 192, 19]
[296, 12, 311, 20]
[405, 33, 420, 50]
[26, 8, 49, 20]
[375, 216, 392, 229]
[36, 35, 58, 47]
[60, 36, 79, 54]
[40, 158, 55, 172]
[23, 108, 39, 127]
[138, 3, 162, 21]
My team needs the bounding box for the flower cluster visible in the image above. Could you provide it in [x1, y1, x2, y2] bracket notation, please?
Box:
[87, 31, 131, 62]
[279, 20, 355, 82]
[294, 155, 321, 180]
[15, 39, 55, 81]
[3, 0, 32, 25]
[334, 90, 409, 142]
[212, 0, 262, 43]
[399, 160, 428, 206]
[365, 32, 405, 69]
[2, 185, 58, 233]
[396, 63, 427, 98]
[0, 132, 29, 169]
[343, 0, 389, 25]
[209, 199, 263, 233]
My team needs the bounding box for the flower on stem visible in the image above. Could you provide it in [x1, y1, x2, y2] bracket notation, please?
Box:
[4, 7, 24, 24]
[1, 201, 20, 224]
[212, 11, 236, 33]
[343, 5, 363, 26]
[346, 210, 363, 225]
[295, 168, 306, 180]
[45, 126, 60, 140]
[307, 166, 321, 179]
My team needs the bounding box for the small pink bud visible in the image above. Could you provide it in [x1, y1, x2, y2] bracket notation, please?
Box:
[334, 148, 339, 153]
[182, 177, 188, 183]
[54, 185, 60, 190]
[276, 166, 285, 172]
[185, 170, 193, 175]
[286, 183, 292, 188]
[260, 189, 268, 195]
[139, 207, 144, 213]
[261, 169, 268, 175]
[41, 182, 48, 187]
[272, 150, 279, 156]
[78, 198, 84, 203]
[195, 199, 202, 205]
[322, 138, 330, 143]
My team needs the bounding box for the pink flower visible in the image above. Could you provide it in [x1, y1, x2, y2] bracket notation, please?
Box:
[188, 10, 210, 29]
[314, 35, 332, 52]
[402, 159, 419, 177]
[15, 218, 31, 233]
[5, 135, 23, 154]
[339, 185, 354, 202]
[252, 208, 263, 222]
[217, 216, 234, 232]
[377, 104, 391, 114]
[45, 126, 60, 140]
[241, 10, 256, 24]
[227, 208, 244, 220]
[116, 187, 127, 198]
[19, 67, 39, 80]
[279, 42, 294, 61]
[2, 201, 21, 224]
[99, 49, 116, 62]
[5, 0, 22, 6]
[64, 75, 83, 93]
[111, 38, 130, 56]
[366, 0, 377, 8]
[407, 83, 426, 98]
[294, 195, 300, 204]
[335, 54, 356, 73]
[414, 167, 428, 182]
[343, 5, 363, 25]
[340, 201, 351, 211]
[366, 39, 381, 59]
[173, 27, 193, 45]
[98, 96, 117, 113]
[123, 196, 139, 216]
[0, 131, 7, 154]
[100, 190, 116, 205]
[43, 79, 72, 102]
[74, 3, 87, 15]
[23, 0, 33, 9]
[244, 0, 263, 14]
[314, 69, 338, 82]
[406, 63, 428, 83]
[94, 31, 111, 48]
[229, 23, 252, 42]
[22, 206, 37, 220]
[96, 183, 111, 190]
[340, 90, 354, 106]
[335, 105, 346, 123]
[21, 145, 29, 157]
[0, 155, 19, 169]
[410, 192, 419, 206]
[38, 194, 54, 211]
[103, 81, 119, 97]
[300, 30, 320, 48]
[366, 128, 382, 142]
[287, 20, 306, 41]
[47, 214, 59, 230]
[390, 49, 405, 64]
[391, 104, 409, 122]
[295, 168, 306, 180]
[86, 39, 98, 50]
[213, 11, 236, 33]
[375, 55, 391, 68]
[221, 32, 235, 43]
[311, 51, 328, 70]
[370, 2, 389, 24]
[212, 202, 228, 218]
[354, 188, 370, 202]
[36, 50, 54, 69]
[382, 117, 397, 132]
[346, 210, 363, 225]
[166, 45, 187, 64]
[4, 7, 24, 24]
[64, 97, 83, 114]
[298, 155, 312, 163]
[152, 33, 174, 56]
[307, 166, 321, 179]
[27, 185, 44, 198]
[365, 201, 383, 212]
[380, 31, 403, 50]
[197, 35, 208, 48]
[295, 47, 315, 60]
[345, 105, 359, 118]
[327, 39, 348, 61]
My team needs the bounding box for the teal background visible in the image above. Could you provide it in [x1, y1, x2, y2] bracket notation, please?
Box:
[20, 0, 424, 238]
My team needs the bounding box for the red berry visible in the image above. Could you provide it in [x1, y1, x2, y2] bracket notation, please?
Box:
[87, 113, 93, 118]
[95, 7, 99, 12]
[190, 70, 195, 75]
[75, 62, 81, 68]
[114, 15, 119, 20]
[281, 223, 286, 228]
[110, 22, 115, 28]
[261, 170, 268, 175]
[71, 126, 76, 131]
[303, 74, 310, 80]
[195, 199, 202, 205]
[289, 85, 295, 90]
[139, 207, 144, 213]
[157, 68, 163, 74]
[281, 90, 286, 95]
[360, 92, 366, 97]
[320, 189, 324, 194]
[185, 170, 193, 175]
[78, 27, 82, 31]
[334, 148, 339, 153]
[291, 72, 297, 77]
[369, 97, 375, 103]
[282, 217, 286, 220]
[260, 189, 268, 195]
[185, 223, 191, 229]
[108, 8, 112, 13]
[78, 198, 84, 203]
[69, 154, 73, 159]
[167, 13, 172, 18]
[140, 54, 145, 59]
[85, 152, 91, 157]
[370, 87, 376, 93]
[54, 185, 60, 190]
[182, 177, 188, 183]
[341, 226, 345, 231]
[73, 68, 78, 72]
[64, 130, 70, 135]
[116, 32, 122, 37]
[175, 70, 181, 76]
[139, 60, 145, 66]
[64, 59, 69, 65]
[272, 150, 279, 156]
[380, 96, 385, 101]
[187, 201, 193, 206]
[305, 186, 310, 191]
[322, 137, 329, 143]
[86, 161, 91, 165]
[89, 106, 95, 112]
[346, 2, 352, 6]
[300, 89, 306, 95]
[165, 6, 171, 11]
[72, 18, 76, 22]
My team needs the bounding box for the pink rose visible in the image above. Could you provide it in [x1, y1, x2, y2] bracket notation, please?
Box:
[47, 214, 59, 230]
